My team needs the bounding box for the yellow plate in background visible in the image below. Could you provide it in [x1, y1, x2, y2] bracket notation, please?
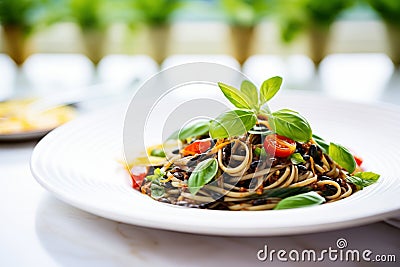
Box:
[0, 99, 77, 141]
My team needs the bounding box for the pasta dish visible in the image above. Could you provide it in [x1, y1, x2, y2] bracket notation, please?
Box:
[127, 77, 380, 210]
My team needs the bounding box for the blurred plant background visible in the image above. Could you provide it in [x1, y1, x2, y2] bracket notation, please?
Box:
[123, 0, 182, 63]
[274, 0, 355, 66]
[65, 0, 117, 65]
[0, 0, 61, 65]
[220, 0, 271, 64]
[365, 0, 400, 67]
[0, 0, 399, 67]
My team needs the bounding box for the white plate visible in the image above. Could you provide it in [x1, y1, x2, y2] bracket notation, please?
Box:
[31, 92, 400, 236]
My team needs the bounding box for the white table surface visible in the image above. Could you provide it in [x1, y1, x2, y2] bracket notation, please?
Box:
[1, 54, 399, 266]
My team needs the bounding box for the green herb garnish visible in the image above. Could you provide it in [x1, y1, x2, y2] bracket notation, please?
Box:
[218, 82, 253, 109]
[268, 109, 312, 142]
[188, 158, 218, 195]
[312, 134, 329, 154]
[290, 153, 306, 164]
[274, 192, 325, 210]
[346, 172, 380, 190]
[146, 168, 165, 181]
[168, 120, 210, 141]
[260, 76, 283, 104]
[210, 77, 313, 142]
[150, 181, 165, 199]
[328, 142, 356, 173]
[146, 168, 166, 199]
[240, 80, 259, 109]
[209, 110, 257, 139]
[150, 148, 166, 157]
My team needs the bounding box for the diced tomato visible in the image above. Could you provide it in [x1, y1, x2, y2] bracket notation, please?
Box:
[130, 166, 148, 190]
[182, 139, 211, 156]
[263, 134, 296, 157]
[354, 155, 363, 166]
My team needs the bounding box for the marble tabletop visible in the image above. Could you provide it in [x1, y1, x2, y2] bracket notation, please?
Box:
[1, 54, 400, 266]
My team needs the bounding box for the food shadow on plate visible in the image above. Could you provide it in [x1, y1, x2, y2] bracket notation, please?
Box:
[35, 194, 399, 267]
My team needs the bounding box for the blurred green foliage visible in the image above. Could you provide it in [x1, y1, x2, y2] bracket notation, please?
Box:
[64, 0, 131, 31]
[3, 0, 398, 44]
[221, 0, 271, 27]
[67, 0, 107, 31]
[0, 0, 61, 35]
[275, 0, 355, 43]
[366, 0, 400, 26]
[125, 0, 182, 26]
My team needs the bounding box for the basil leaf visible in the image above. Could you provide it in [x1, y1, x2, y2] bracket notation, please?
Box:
[353, 171, 380, 180]
[268, 109, 312, 142]
[274, 192, 325, 210]
[209, 109, 257, 139]
[146, 168, 165, 181]
[346, 172, 380, 190]
[217, 82, 252, 109]
[154, 168, 165, 177]
[290, 153, 305, 164]
[240, 80, 258, 108]
[260, 76, 283, 104]
[188, 158, 218, 195]
[312, 134, 329, 154]
[147, 169, 166, 198]
[328, 143, 356, 173]
[168, 120, 210, 141]
[150, 181, 165, 199]
[150, 149, 166, 158]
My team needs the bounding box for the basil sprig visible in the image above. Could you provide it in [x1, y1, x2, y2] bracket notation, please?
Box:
[274, 192, 325, 210]
[188, 158, 218, 195]
[168, 120, 210, 141]
[346, 172, 380, 190]
[329, 142, 356, 173]
[211, 77, 313, 141]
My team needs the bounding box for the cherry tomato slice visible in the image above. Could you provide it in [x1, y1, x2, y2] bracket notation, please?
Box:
[182, 139, 211, 156]
[354, 155, 363, 166]
[130, 166, 148, 190]
[263, 134, 296, 157]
